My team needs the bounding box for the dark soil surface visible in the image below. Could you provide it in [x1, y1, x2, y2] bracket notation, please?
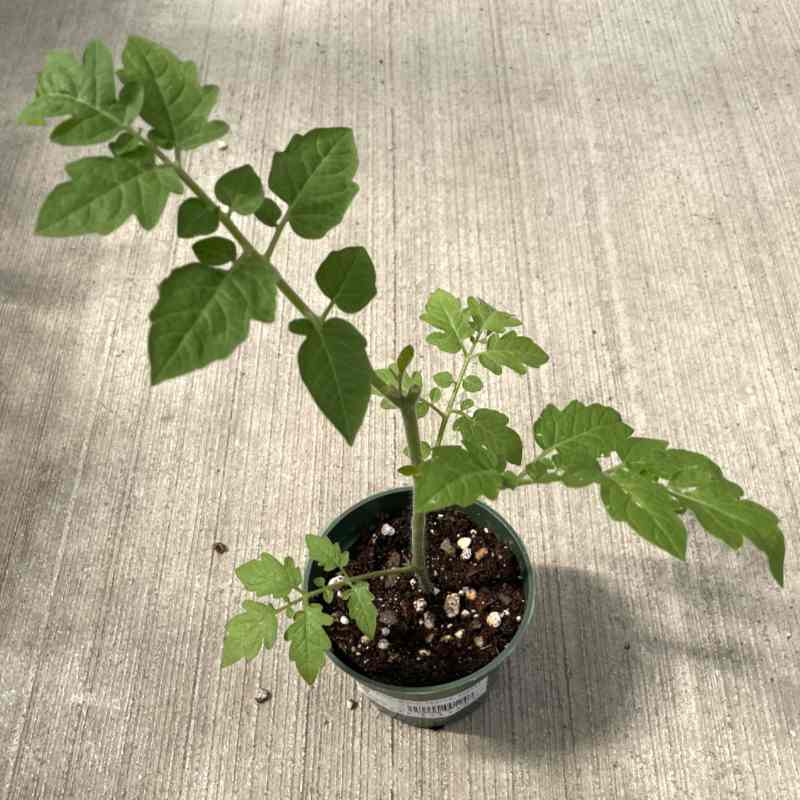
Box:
[321, 504, 526, 686]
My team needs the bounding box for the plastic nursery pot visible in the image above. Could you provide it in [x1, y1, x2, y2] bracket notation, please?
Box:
[304, 487, 536, 729]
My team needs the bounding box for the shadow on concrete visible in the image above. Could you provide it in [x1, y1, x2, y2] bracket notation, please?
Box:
[446, 565, 642, 753]
[445, 563, 799, 754]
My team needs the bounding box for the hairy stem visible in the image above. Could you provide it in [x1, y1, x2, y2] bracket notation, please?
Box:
[399, 399, 436, 594]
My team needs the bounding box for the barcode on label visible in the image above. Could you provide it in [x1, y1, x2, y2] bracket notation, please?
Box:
[362, 677, 488, 720]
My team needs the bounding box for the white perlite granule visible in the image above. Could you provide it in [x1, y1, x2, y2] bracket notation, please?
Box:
[456, 536, 472, 550]
[444, 592, 461, 618]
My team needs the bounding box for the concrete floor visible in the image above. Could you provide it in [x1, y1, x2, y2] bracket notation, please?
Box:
[1, 1, 799, 798]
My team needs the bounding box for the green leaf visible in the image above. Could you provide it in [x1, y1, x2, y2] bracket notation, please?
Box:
[433, 371, 454, 388]
[347, 582, 378, 639]
[553, 449, 603, 487]
[297, 318, 372, 445]
[236, 552, 301, 599]
[415, 446, 504, 512]
[315, 246, 377, 313]
[214, 164, 265, 215]
[283, 556, 302, 588]
[284, 604, 333, 685]
[19, 41, 144, 145]
[402, 440, 431, 460]
[35, 150, 182, 236]
[178, 120, 229, 150]
[460, 398, 474, 411]
[398, 465, 419, 477]
[192, 236, 237, 265]
[600, 467, 687, 560]
[221, 600, 278, 667]
[305, 535, 349, 571]
[148, 255, 275, 383]
[397, 345, 414, 375]
[255, 197, 282, 226]
[534, 400, 633, 458]
[420, 289, 473, 353]
[231, 254, 279, 323]
[108, 131, 142, 157]
[119, 36, 228, 151]
[658, 449, 725, 481]
[668, 476, 785, 585]
[429, 387, 442, 404]
[462, 375, 483, 393]
[289, 319, 314, 336]
[616, 438, 725, 484]
[525, 458, 562, 484]
[148, 262, 250, 384]
[269, 128, 359, 239]
[478, 331, 548, 375]
[466, 296, 522, 333]
[453, 409, 523, 469]
[615, 437, 670, 475]
[177, 197, 219, 238]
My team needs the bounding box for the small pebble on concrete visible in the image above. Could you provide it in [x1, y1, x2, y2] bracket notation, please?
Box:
[254, 688, 272, 704]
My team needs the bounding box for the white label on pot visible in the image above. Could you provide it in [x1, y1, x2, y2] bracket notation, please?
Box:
[361, 677, 488, 720]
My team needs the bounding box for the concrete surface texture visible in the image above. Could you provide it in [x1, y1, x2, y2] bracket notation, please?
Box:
[1, 0, 798, 798]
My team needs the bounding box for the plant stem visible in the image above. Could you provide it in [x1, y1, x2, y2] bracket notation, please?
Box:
[275, 565, 415, 613]
[399, 399, 436, 594]
[433, 335, 480, 447]
[320, 299, 336, 320]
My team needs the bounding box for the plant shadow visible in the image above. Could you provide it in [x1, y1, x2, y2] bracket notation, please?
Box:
[444, 565, 642, 754]
[444, 563, 799, 756]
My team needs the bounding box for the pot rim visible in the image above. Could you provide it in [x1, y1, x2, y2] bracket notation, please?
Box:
[304, 486, 536, 698]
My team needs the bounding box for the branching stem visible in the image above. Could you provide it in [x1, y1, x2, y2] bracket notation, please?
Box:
[274, 565, 415, 614]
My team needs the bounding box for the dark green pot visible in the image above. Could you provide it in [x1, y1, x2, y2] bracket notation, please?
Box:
[303, 487, 536, 729]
